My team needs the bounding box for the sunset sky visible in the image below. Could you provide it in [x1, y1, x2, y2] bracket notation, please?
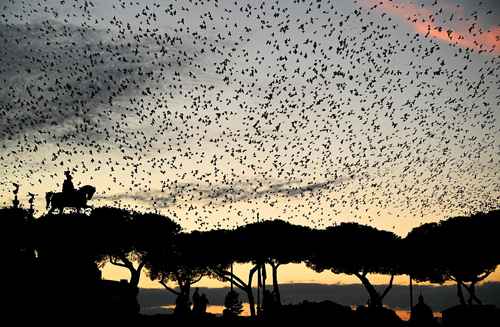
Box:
[0, 0, 498, 287]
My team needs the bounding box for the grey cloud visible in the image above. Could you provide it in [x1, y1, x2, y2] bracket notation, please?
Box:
[0, 19, 201, 143]
[94, 191, 177, 208]
[95, 176, 354, 208]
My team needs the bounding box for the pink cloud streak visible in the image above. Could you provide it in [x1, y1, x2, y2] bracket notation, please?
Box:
[362, 0, 500, 54]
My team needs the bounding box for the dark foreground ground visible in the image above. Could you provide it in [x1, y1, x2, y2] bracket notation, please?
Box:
[139, 283, 500, 315]
[6, 279, 500, 326]
[136, 302, 499, 327]
[6, 301, 499, 326]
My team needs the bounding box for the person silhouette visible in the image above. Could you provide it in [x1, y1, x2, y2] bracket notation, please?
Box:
[192, 287, 201, 313]
[199, 293, 208, 315]
[62, 171, 76, 200]
[410, 294, 436, 326]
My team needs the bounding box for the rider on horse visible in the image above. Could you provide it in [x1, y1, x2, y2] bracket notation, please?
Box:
[46, 171, 96, 214]
[62, 170, 77, 204]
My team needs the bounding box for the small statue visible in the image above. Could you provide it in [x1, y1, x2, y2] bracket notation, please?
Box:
[28, 192, 36, 215]
[12, 183, 20, 208]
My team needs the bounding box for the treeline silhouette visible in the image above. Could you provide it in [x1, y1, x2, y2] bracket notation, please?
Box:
[2, 206, 499, 326]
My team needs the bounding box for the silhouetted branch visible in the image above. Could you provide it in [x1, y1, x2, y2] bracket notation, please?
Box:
[269, 261, 281, 269]
[174, 272, 182, 288]
[190, 275, 203, 285]
[476, 269, 494, 282]
[137, 261, 146, 272]
[380, 274, 395, 300]
[159, 279, 180, 296]
[109, 256, 129, 269]
[248, 264, 258, 288]
[212, 269, 246, 290]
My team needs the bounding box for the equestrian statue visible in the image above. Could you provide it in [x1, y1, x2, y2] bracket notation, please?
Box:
[45, 171, 96, 214]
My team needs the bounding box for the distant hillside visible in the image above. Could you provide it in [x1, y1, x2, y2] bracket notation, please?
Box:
[139, 282, 500, 314]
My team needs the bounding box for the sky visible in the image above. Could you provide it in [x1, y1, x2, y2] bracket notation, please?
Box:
[0, 0, 499, 287]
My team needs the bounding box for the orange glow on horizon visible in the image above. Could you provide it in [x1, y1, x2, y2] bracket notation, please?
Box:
[102, 262, 500, 290]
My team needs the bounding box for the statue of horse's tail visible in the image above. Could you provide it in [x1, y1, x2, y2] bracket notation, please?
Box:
[81, 185, 96, 200]
[45, 192, 53, 209]
[88, 186, 96, 200]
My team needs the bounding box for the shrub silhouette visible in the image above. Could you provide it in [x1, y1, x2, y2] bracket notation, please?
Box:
[223, 289, 244, 318]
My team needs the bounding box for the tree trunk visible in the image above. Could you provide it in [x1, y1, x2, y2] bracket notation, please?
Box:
[355, 273, 382, 308]
[110, 256, 143, 288]
[182, 282, 191, 303]
[271, 263, 281, 305]
[230, 263, 234, 292]
[257, 264, 261, 316]
[173, 280, 192, 316]
[256, 263, 267, 316]
[247, 265, 258, 317]
[262, 264, 267, 293]
[456, 280, 466, 306]
[130, 269, 140, 287]
[467, 283, 473, 306]
[465, 281, 482, 305]
[247, 286, 256, 318]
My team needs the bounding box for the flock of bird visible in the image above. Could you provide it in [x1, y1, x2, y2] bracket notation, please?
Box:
[0, 0, 498, 233]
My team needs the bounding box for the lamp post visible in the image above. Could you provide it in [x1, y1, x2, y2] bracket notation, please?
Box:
[256, 212, 261, 316]
[409, 274, 414, 317]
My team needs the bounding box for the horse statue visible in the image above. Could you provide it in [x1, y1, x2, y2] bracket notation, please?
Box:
[45, 185, 96, 214]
